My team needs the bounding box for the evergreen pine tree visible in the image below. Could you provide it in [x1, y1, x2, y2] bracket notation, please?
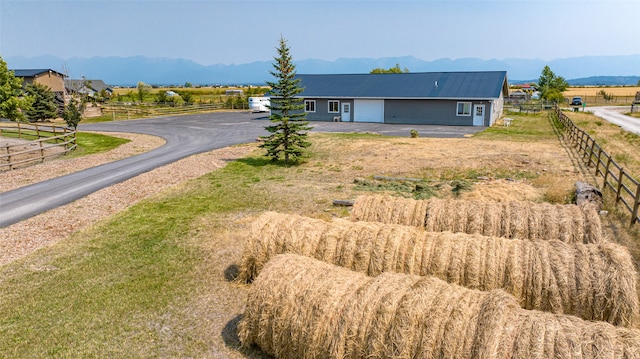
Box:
[260, 36, 312, 165]
[24, 83, 58, 122]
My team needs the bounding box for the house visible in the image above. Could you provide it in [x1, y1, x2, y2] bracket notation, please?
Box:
[294, 71, 508, 126]
[12, 69, 67, 110]
[65, 79, 113, 97]
[12, 69, 66, 93]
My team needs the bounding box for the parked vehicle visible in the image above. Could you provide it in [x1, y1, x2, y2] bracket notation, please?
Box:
[249, 97, 270, 112]
[571, 96, 583, 106]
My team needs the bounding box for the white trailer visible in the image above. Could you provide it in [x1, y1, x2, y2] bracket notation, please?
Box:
[249, 97, 270, 113]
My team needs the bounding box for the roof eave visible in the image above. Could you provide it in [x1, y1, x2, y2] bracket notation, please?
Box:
[295, 96, 500, 101]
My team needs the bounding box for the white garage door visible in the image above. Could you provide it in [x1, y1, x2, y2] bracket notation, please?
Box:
[354, 99, 384, 123]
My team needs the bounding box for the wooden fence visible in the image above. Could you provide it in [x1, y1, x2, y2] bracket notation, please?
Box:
[0, 122, 77, 171]
[553, 106, 640, 225]
[102, 102, 232, 120]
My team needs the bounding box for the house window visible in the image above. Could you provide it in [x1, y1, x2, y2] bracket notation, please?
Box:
[328, 100, 340, 113]
[457, 102, 471, 116]
[305, 100, 316, 113]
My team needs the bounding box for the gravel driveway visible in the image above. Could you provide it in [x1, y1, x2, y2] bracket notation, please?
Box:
[587, 106, 640, 134]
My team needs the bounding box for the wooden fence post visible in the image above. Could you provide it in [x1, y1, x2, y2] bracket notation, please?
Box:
[39, 140, 44, 162]
[587, 138, 596, 166]
[603, 156, 612, 190]
[63, 127, 68, 151]
[5, 146, 10, 170]
[631, 184, 640, 226]
[594, 147, 602, 175]
[616, 167, 625, 204]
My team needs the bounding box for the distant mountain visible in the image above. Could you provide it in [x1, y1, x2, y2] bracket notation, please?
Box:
[5, 54, 640, 87]
[567, 76, 640, 86]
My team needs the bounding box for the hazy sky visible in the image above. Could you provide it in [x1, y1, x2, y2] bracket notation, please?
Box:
[1, 0, 639, 65]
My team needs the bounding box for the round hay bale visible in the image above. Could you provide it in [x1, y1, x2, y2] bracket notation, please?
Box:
[237, 212, 639, 327]
[350, 194, 604, 244]
[239, 254, 640, 359]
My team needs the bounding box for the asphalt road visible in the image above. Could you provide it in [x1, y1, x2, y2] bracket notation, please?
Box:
[0, 112, 483, 227]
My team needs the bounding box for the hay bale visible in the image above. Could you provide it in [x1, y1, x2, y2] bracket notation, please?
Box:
[350, 195, 603, 243]
[237, 212, 639, 327]
[239, 254, 640, 358]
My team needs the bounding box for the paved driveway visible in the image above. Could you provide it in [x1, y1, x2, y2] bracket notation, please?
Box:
[0, 112, 483, 227]
[586, 106, 640, 135]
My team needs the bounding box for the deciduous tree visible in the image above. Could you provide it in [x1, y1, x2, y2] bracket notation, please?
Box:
[136, 81, 151, 103]
[63, 97, 83, 129]
[370, 63, 409, 74]
[0, 56, 32, 121]
[260, 36, 312, 165]
[537, 65, 568, 102]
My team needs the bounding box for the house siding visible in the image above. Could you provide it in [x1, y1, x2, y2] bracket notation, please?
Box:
[33, 72, 65, 93]
[384, 99, 478, 126]
[304, 99, 355, 122]
[304, 98, 497, 126]
[489, 93, 505, 126]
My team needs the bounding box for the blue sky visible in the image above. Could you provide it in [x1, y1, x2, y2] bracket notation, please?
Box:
[1, 0, 639, 65]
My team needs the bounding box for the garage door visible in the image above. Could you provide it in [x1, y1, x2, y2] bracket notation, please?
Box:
[354, 99, 384, 123]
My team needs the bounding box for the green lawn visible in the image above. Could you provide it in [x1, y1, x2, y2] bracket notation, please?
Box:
[0, 158, 279, 357]
[66, 132, 131, 158]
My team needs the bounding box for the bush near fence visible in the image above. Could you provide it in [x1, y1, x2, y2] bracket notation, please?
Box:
[0, 122, 77, 171]
[553, 105, 640, 225]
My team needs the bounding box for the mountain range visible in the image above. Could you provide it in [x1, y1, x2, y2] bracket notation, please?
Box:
[5, 54, 640, 87]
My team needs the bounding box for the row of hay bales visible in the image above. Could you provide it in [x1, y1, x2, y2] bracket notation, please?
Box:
[239, 254, 640, 359]
[350, 195, 604, 244]
[238, 195, 640, 358]
[237, 212, 639, 327]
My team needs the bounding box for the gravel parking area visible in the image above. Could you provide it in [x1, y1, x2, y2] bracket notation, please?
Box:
[0, 133, 255, 266]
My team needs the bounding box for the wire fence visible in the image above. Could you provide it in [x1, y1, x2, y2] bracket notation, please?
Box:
[553, 105, 640, 225]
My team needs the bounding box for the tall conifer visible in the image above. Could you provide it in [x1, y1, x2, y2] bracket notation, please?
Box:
[25, 83, 58, 122]
[260, 36, 312, 165]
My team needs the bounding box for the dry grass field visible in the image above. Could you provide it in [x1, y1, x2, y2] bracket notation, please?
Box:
[564, 86, 640, 98]
[563, 86, 640, 106]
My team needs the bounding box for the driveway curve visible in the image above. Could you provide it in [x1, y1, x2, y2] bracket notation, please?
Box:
[0, 112, 482, 227]
[587, 106, 640, 135]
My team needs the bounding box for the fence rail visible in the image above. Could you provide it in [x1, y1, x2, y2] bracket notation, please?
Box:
[0, 122, 77, 171]
[553, 105, 640, 225]
[102, 102, 236, 120]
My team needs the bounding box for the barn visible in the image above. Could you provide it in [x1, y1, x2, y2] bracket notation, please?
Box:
[295, 71, 509, 126]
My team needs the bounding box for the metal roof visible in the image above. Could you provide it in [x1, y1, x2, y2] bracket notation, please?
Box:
[65, 79, 112, 92]
[295, 71, 508, 100]
[11, 69, 66, 78]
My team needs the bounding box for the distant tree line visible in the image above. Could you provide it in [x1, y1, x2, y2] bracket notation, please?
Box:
[370, 63, 409, 74]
